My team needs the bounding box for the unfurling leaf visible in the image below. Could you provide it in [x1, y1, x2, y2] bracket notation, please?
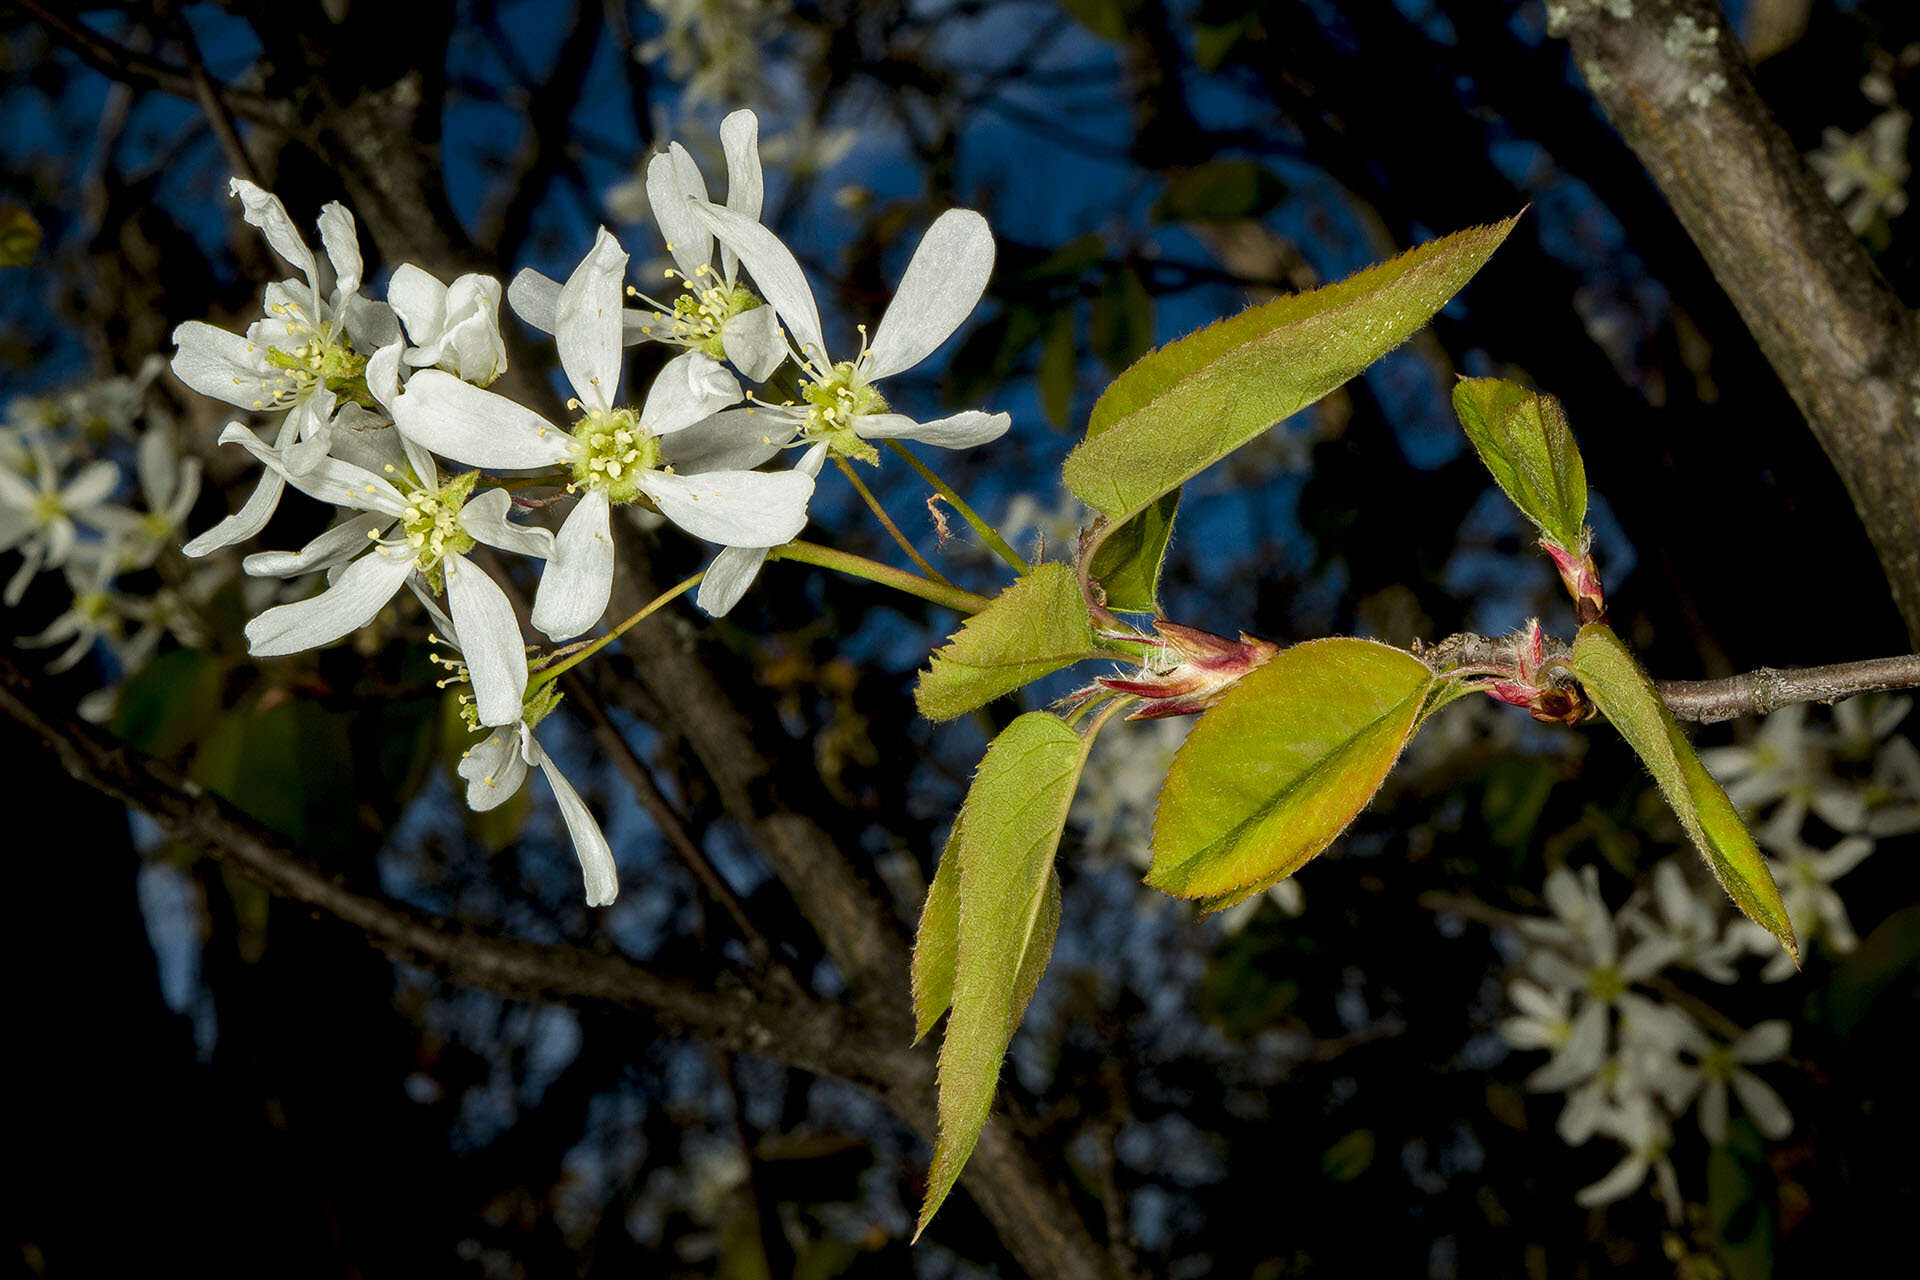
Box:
[1451, 378, 1588, 552]
[1061, 215, 1518, 530]
[1149, 638, 1433, 907]
[1086, 489, 1180, 614]
[918, 713, 1090, 1237]
[1569, 624, 1797, 962]
[914, 563, 1095, 721]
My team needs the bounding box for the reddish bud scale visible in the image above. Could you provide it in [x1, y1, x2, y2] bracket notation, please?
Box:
[1092, 620, 1280, 720]
[1545, 541, 1606, 624]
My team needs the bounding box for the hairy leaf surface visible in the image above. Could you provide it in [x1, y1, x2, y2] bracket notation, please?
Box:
[1452, 378, 1587, 550]
[1062, 216, 1517, 527]
[914, 563, 1094, 721]
[1570, 624, 1796, 961]
[1150, 638, 1433, 902]
[918, 713, 1089, 1235]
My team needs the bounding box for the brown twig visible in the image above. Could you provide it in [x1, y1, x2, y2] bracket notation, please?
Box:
[158, 0, 263, 185]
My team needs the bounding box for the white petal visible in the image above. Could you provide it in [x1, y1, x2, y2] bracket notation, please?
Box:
[661, 408, 796, 473]
[556, 228, 628, 411]
[647, 145, 713, 278]
[1575, 1153, 1649, 1207]
[459, 486, 554, 560]
[170, 322, 273, 409]
[316, 202, 364, 298]
[856, 409, 1010, 450]
[719, 109, 764, 278]
[1698, 1078, 1730, 1145]
[341, 295, 401, 351]
[230, 179, 319, 303]
[243, 511, 392, 577]
[531, 489, 614, 640]
[444, 555, 529, 727]
[215, 422, 407, 516]
[1730, 1069, 1793, 1139]
[508, 267, 561, 333]
[695, 544, 770, 617]
[689, 201, 826, 365]
[637, 467, 812, 547]
[244, 549, 414, 656]
[393, 370, 571, 470]
[720, 303, 788, 382]
[328, 405, 409, 476]
[1732, 1020, 1791, 1063]
[864, 209, 995, 380]
[529, 736, 619, 906]
[184, 466, 287, 556]
[639, 350, 741, 436]
[459, 725, 531, 811]
[388, 262, 449, 345]
[62, 460, 121, 510]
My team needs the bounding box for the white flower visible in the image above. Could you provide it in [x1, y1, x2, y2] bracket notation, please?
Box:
[1679, 1020, 1793, 1144]
[689, 198, 1010, 463]
[1809, 109, 1911, 234]
[636, 0, 786, 105]
[0, 429, 121, 604]
[1622, 859, 1747, 984]
[1699, 704, 1866, 832]
[458, 690, 618, 907]
[523, 112, 787, 384]
[1501, 979, 1609, 1093]
[88, 420, 204, 572]
[395, 229, 813, 640]
[1576, 1097, 1682, 1221]
[217, 419, 539, 727]
[1736, 809, 1874, 977]
[170, 180, 399, 477]
[388, 265, 509, 385]
[15, 546, 140, 672]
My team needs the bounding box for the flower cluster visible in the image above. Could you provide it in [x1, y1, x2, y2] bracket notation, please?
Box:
[1808, 60, 1912, 235]
[1499, 695, 1920, 1217]
[1, 359, 227, 717]
[152, 111, 1005, 906]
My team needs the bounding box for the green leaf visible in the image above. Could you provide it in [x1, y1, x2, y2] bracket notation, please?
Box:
[1153, 160, 1288, 222]
[1089, 267, 1153, 372]
[911, 818, 1062, 1046]
[1149, 638, 1433, 903]
[1569, 624, 1796, 961]
[1451, 378, 1587, 549]
[1063, 215, 1517, 527]
[0, 204, 42, 267]
[918, 713, 1090, 1236]
[113, 648, 224, 758]
[191, 699, 357, 850]
[914, 563, 1095, 722]
[1087, 489, 1179, 614]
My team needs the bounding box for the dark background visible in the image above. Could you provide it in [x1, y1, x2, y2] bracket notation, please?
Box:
[5, 1, 1920, 1276]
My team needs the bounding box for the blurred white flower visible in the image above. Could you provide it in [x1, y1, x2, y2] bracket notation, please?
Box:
[1678, 1020, 1793, 1144]
[1577, 1097, 1682, 1221]
[1809, 109, 1911, 234]
[1736, 809, 1875, 977]
[1622, 859, 1747, 984]
[1700, 704, 1867, 832]
[0, 430, 121, 604]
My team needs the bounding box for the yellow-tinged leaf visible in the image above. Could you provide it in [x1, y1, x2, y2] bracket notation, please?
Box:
[1149, 638, 1433, 902]
[1570, 624, 1797, 961]
[1451, 378, 1587, 551]
[914, 562, 1095, 721]
[913, 819, 1061, 1047]
[1063, 215, 1518, 527]
[917, 713, 1090, 1237]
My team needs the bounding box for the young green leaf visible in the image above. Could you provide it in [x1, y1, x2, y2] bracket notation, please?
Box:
[917, 823, 1062, 1046]
[1569, 624, 1797, 962]
[1149, 638, 1433, 902]
[1061, 215, 1518, 529]
[1086, 489, 1180, 614]
[918, 713, 1091, 1237]
[1451, 378, 1587, 551]
[914, 563, 1095, 721]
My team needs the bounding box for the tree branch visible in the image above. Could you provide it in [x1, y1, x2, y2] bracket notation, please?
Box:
[1419, 631, 1920, 723]
[1554, 0, 1920, 639]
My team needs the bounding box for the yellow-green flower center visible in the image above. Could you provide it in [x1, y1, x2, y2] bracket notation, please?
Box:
[635, 272, 763, 361]
[31, 491, 64, 526]
[396, 471, 478, 592]
[801, 360, 886, 464]
[258, 300, 374, 410]
[569, 406, 662, 504]
[1585, 966, 1626, 1003]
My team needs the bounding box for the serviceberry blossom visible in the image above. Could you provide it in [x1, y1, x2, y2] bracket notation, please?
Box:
[395, 228, 813, 640]
[1677, 1019, 1793, 1144]
[0, 429, 120, 604]
[458, 681, 619, 908]
[90, 420, 203, 573]
[1577, 1097, 1681, 1219]
[1732, 806, 1875, 978]
[388, 265, 509, 386]
[170, 180, 400, 552]
[677, 199, 1008, 615]
[16, 544, 140, 672]
[218, 419, 539, 728]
